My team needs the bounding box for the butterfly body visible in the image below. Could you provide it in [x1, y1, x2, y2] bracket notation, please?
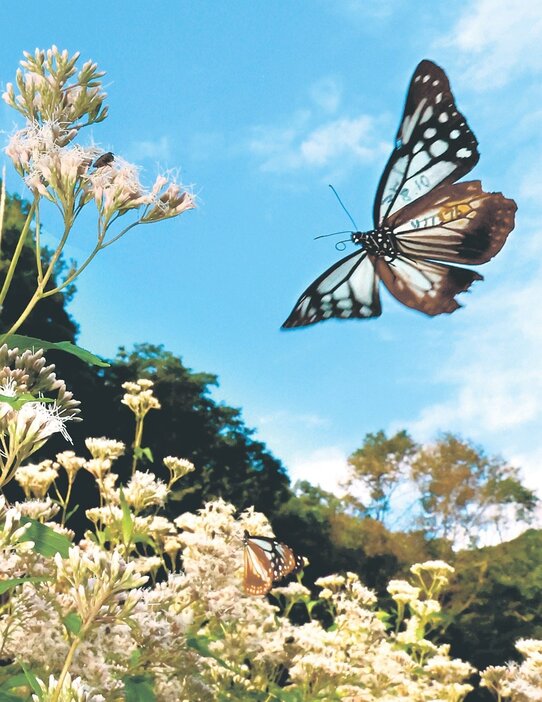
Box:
[243, 530, 304, 596]
[352, 227, 398, 260]
[283, 60, 517, 329]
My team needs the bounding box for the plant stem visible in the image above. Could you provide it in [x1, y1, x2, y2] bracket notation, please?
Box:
[131, 415, 144, 475]
[34, 201, 43, 282]
[0, 216, 72, 342]
[0, 199, 37, 308]
[51, 636, 79, 702]
[0, 168, 7, 254]
[60, 479, 74, 526]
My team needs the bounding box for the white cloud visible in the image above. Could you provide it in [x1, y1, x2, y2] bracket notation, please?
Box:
[439, 0, 542, 88]
[288, 445, 350, 495]
[401, 257, 542, 495]
[309, 77, 342, 114]
[250, 113, 386, 174]
[258, 410, 328, 431]
[129, 135, 171, 161]
[248, 75, 388, 176]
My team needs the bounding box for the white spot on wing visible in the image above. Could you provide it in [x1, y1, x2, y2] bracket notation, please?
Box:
[450, 129, 460, 139]
[424, 127, 437, 139]
[408, 150, 430, 175]
[420, 106, 433, 124]
[429, 139, 448, 157]
[457, 147, 472, 158]
[438, 112, 449, 123]
[401, 98, 427, 144]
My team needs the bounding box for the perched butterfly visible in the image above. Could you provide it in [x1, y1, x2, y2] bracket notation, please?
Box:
[92, 151, 115, 169]
[243, 530, 304, 596]
[282, 60, 517, 328]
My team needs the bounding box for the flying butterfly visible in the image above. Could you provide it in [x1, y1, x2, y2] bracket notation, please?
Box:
[243, 530, 304, 596]
[282, 60, 517, 328]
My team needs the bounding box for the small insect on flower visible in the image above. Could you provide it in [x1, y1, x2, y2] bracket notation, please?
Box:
[243, 530, 304, 596]
[92, 151, 114, 169]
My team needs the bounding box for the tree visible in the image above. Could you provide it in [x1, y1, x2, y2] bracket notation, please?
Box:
[445, 529, 542, 672]
[54, 343, 293, 525]
[345, 430, 418, 524]
[345, 430, 537, 549]
[411, 433, 538, 546]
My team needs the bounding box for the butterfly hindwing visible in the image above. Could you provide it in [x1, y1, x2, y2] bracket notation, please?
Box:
[375, 255, 482, 316]
[282, 250, 381, 328]
[374, 60, 479, 227]
[390, 180, 517, 265]
[243, 531, 303, 596]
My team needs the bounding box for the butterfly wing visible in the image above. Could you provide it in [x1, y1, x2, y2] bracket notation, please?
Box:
[374, 60, 479, 228]
[275, 542, 304, 579]
[243, 532, 304, 595]
[282, 250, 381, 328]
[243, 534, 275, 596]
[388, 180, 517, 265]
[375, 256, 482, 316]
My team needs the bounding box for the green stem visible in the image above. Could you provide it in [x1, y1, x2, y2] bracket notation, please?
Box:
[131, 415, 145, 475]
[0, 217, 72, 342]
[0, 168, 7, 254]
[0, 199, 37, 308]
[60, 479, 74, 526]
[51, 636, 79, 702]
[34, 201, 43, 282]
[41, 240, 102, 298]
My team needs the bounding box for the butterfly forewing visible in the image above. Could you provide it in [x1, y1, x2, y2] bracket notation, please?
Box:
[243, 531, 304, 596]
[282, 250, 381, 328]
[391, 181, 517, 264]
[373, 60, 479, 227]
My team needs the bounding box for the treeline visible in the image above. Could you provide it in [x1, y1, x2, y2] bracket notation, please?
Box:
[2, 189, 541, 697]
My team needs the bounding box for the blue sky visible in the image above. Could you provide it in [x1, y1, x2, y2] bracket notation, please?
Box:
[1, 1, 541, 528]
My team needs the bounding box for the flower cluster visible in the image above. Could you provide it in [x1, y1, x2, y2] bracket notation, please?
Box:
[0, 345, 79, 488]
[0, 46, 194, 343]
[121, 378, 161, 418]
[481, 639, 542, 701]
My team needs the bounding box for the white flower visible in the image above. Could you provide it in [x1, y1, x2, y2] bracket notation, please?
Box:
[387, 579, 421, 605]
[85, 437, 125, 461]
[31, 672, 105, 702]
[163, 456, 195, 483]
[124, 471, 169, 511]
[15, 459, 59, 498]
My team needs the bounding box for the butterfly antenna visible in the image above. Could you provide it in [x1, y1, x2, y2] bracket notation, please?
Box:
[328, 184, 359, 231]
[314, 230, 352, 240]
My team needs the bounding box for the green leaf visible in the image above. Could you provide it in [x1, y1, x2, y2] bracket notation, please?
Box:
[0, 393, 53, 410]
[124, 675, 156, 702]
[19, 518, 71, 558]
[63, 612, 82, 635]
[0, 690, 24, 701]
[186, 635, 228, 668]
[0, 576, 47, 595]
[128, 649, 141, 666]
[119, 488, 134, 545]
[134, 447, 153, 463]
[0, 673, 27, 690]
[6, 335, 109, 367]
[64, 504, 80, 522]
[19, 664, 41, 696]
